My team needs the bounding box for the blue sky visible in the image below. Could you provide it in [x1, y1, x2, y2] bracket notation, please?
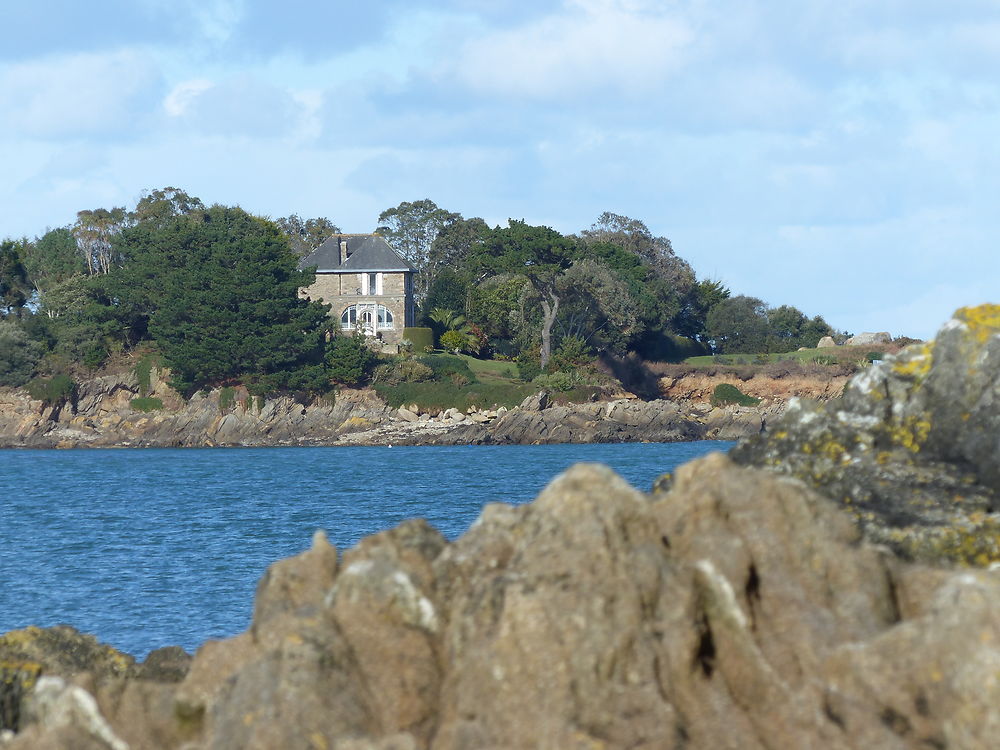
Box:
[2, 0, 998, 339]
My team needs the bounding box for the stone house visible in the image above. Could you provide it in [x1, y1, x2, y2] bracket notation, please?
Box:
[298, 234, 416, 344]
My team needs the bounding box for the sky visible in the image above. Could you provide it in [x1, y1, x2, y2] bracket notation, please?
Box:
[2, 0, 999, 340]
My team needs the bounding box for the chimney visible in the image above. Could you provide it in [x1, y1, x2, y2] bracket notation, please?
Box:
[339, 237, 349, 265]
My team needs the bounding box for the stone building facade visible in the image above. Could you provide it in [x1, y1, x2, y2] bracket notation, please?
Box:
[298, 234, 416, 344]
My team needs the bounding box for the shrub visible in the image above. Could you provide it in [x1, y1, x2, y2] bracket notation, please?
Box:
[219, 386, 236, 412]
[130, 397, 164, 412]
[403, 327, 434, 352]
[532, 370, 580, 392]
[326, 333, 379, 386]
[710, 383, 761, 407]
[134, 351, 162, 396]
[552, 335, 592, 369]
[440, 329, 468, 353]
[25, 374, 76, 406]
[373, 359, 435, 386]
[515, 354, 541, 383]
[865, 351, 885, 362]
[416, 354, 477, 384]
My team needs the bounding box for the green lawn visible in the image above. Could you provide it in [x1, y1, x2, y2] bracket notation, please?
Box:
[683, 346, 882, 367]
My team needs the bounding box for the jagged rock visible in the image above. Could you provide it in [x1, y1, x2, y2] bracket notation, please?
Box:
[518, 391, 549, 411]
[396, 407, 419, 423]
[7, 454, 1000, 747]
[0, 626, 135, 683]
[733, 304, 1000, 565]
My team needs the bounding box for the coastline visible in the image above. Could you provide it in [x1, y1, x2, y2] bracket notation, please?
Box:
[0, 365, 843, 449]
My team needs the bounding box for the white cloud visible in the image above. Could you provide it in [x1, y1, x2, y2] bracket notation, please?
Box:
[450, 0, 692, 99]
[162, 75, 303, 138]
[0, 49, 162, 139]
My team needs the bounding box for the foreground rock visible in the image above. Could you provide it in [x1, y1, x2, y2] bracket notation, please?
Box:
[733, 304, 1000, 565]
[5, 450, 1000, 748]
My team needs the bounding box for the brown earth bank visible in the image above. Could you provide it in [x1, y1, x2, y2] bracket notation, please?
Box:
[0, 363, 847, 449]
[3, 306, 1000, 748]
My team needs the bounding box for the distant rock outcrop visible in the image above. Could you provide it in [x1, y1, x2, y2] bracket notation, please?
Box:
[844, 331, 892, 347]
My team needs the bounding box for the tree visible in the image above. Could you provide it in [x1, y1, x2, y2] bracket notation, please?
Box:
[377, 199, 460, 299]
[22, 228, 86, 295]
[422, 268, 468, 322]
[74, 207, 127, 275]
[579, 212, 694, 287]
[131, 187, 205, 227]
[276, 215, 341, 257]
[112, 205, 332, 394]
[673, 278, 731, 341]
[554, 259, 638, 356]
[767, 305, 833, 352]
[0, 320, 42, 386]
[467, 221, 576, 368]
[706, 295, 770, 354]
[428, 216, 489, 274]
[0, 239, 32, 316]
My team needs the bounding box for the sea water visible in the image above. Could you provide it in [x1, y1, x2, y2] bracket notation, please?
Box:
[0, 442, 732, 657]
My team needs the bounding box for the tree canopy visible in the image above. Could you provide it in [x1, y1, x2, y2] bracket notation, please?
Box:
[112, 205, 332, 394]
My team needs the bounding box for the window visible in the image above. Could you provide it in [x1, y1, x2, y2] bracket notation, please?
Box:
[368, 273, 377, 295]
[342, 304, 392, 332]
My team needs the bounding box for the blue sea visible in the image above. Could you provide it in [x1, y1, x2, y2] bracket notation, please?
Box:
[0, 442, 732, 657]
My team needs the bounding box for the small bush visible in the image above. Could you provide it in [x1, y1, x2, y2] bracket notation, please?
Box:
[416, 354, 477, 384]
[532, 370, 580, 392]
[710, 383, 761, 407]
[515, 354, 541, 383]
[865, 351, 885, 362]
[130, 397, 164, 412]
[439, 329, 468, 353]
[374, 359, 435, 385]
[134, 351, 162, 395]
[25, 374, 76, 406]
[219, 386, 236, 412]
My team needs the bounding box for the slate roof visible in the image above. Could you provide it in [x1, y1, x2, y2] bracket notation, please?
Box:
[297, 233, 416, 273]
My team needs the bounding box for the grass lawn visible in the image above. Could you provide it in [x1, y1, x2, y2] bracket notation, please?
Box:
[683, 346, 887, 367]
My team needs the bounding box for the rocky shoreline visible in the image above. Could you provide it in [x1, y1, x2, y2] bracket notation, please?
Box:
[3, 306, 1000, 748]
[0, 365, 797, 449]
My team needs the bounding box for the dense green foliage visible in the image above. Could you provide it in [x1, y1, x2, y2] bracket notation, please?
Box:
[325, 333, 379, 387]
[0, 320, 42, 386]
[130, 396, 164, 412]
[25, 374, 76, 406]
[111, 205, 332, 394]
[711, 383, 761, 407]
[402, 327, 434, 352]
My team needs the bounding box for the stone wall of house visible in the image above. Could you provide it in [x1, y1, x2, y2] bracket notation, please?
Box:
[302, 271, 410, 343]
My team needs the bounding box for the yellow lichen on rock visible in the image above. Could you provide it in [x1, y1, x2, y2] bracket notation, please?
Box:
[891, 342, 934, 380]
[954, 304, 1000, 344]
[888, 415, 931, 453]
